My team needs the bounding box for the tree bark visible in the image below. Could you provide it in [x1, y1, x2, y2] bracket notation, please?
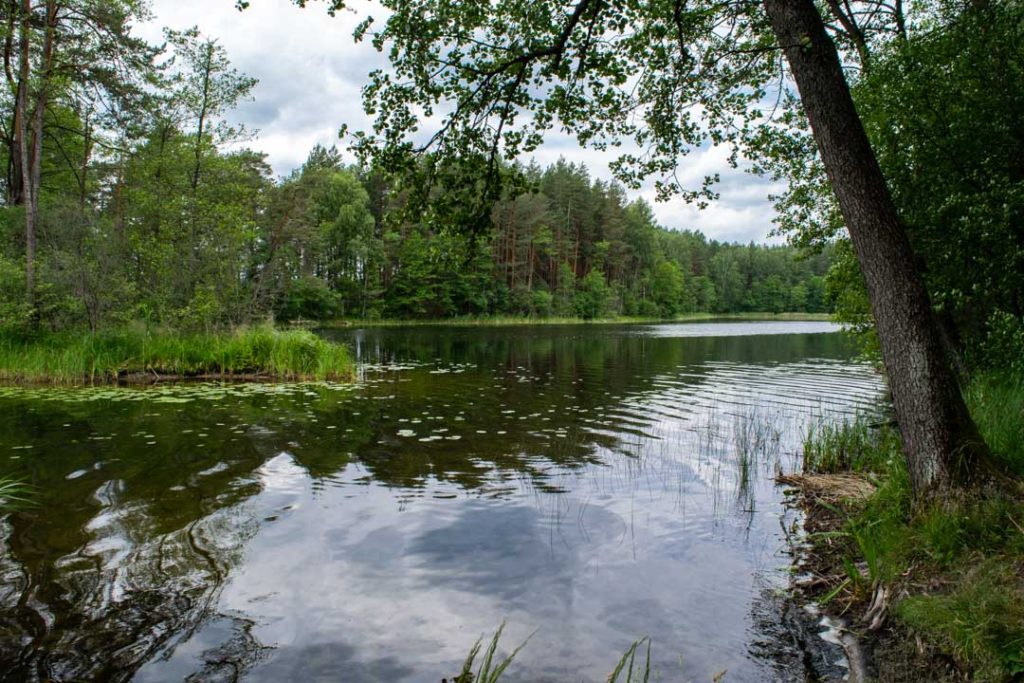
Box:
[4, 1, 22, 205]
[79, 110, 91, 210]
[16, 0, 33, 312]
[763, 0, 991, 496]
[191, 41, 214, 192]
[30, 0, 57, 212]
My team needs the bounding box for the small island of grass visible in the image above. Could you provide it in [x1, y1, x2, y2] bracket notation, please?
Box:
[0, 326, 353, 385]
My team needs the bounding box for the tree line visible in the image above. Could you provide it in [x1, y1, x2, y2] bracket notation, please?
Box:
[266, 153, 831, 322]
[0, 1, 831, 333]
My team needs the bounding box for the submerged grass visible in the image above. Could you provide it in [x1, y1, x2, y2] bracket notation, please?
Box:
[0, 325, 354, 384]
[0, 478, 33, 511]
[795, 373, 1024, 681]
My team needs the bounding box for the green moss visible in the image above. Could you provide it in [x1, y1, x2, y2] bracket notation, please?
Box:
[0, 325, 353, 384]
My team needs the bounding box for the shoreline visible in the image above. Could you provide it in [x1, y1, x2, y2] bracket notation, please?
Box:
[309, 311, 834, 329]
[779, 473, 880, 682]
[779, 473, 947, 683]
[776, 384, 1024, 683]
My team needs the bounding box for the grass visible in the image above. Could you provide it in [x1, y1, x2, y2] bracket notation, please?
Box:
[607, 638, 652, 683]
[732, 409, 782, 512]
[0, 325, 354, 384]
[312, 311, 833, 328]
[0, 478, 33, 511]
[801, 416, 900, 474]
[448, 627, 657, 683]
[450, 623, 532, 683]
[796, 372, 1024, 681]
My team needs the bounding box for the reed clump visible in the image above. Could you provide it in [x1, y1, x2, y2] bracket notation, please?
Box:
[0, 478, 32, 511]
[446, 626, 653, 683]
[0, 325, 353, 384]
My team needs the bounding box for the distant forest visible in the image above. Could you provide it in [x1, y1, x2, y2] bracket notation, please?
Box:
[266, 151, 831, 321]
[3, 140, 832, 328]
[0, 13, 829, 331]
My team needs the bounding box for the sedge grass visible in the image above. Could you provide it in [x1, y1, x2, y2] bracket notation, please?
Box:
[448, 629, 659, 683]
[607, 638, 652, 683]
[801, 416, 900, 474]
[0, 325, 353, 384]
[0, 478, 33, 511]
[451, 622, 533, 683]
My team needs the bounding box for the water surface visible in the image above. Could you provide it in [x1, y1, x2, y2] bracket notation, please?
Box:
[0, 321, 884, 682]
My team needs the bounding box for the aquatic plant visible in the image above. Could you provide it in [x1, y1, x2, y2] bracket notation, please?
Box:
[801, 416, 898, 474]
[607, 638, 651, 683]
[0, 478, 33, 511]
[447, 628, 658, 683]
[0, 325, 353, 384]
[449, 622, 532, 683]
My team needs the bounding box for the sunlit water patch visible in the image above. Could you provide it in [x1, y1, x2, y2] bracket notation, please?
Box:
[0, 322, 884, 682]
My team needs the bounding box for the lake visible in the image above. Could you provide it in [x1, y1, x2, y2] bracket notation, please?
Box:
[0, 321, 884, 682]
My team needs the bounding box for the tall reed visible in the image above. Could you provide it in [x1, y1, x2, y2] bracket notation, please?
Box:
[0, 325, 353, 384]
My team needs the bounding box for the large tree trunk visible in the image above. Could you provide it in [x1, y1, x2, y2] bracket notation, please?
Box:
[763, 0, 990, 496]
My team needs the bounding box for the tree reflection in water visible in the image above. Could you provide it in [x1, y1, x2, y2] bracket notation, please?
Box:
[0, 323, 883, 682]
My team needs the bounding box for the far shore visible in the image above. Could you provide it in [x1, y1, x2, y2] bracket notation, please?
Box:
[308, 311, 834, 329]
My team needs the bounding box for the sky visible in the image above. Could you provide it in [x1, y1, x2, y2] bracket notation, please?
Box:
[139, 0, 782, 245]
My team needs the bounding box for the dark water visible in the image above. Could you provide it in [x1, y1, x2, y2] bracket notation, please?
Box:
[0, 321, 884, 682]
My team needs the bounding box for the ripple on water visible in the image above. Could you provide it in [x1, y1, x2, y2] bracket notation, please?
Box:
[0, 323, 885, 682]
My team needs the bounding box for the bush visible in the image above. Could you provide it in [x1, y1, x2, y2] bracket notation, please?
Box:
[275, 276, 343, 321]
[573, 269, 613, 320]
[977, 311, 1024, 376]
[530, 289, 553, 317]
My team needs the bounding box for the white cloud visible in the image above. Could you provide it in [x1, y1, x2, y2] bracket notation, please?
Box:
[141, 0, 780, 244]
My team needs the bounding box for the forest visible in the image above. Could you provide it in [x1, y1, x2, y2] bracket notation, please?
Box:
[0, 0, 1023, 680]
[260, 154, 832, 322]
[0, 3, 829, 336]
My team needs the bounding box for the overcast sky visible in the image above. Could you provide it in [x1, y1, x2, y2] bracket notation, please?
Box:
[139, 0, 781, 244]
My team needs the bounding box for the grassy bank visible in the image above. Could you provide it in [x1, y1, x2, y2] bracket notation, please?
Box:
[0, 326, 354, 384]
[312, 311, 832, 328]
[788, 373, 1024, 681]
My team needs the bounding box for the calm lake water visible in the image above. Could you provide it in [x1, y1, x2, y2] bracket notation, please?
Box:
[0, 321, 884, 682]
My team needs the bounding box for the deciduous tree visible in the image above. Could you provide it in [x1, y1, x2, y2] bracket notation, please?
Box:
[265, 0, 994, 496]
